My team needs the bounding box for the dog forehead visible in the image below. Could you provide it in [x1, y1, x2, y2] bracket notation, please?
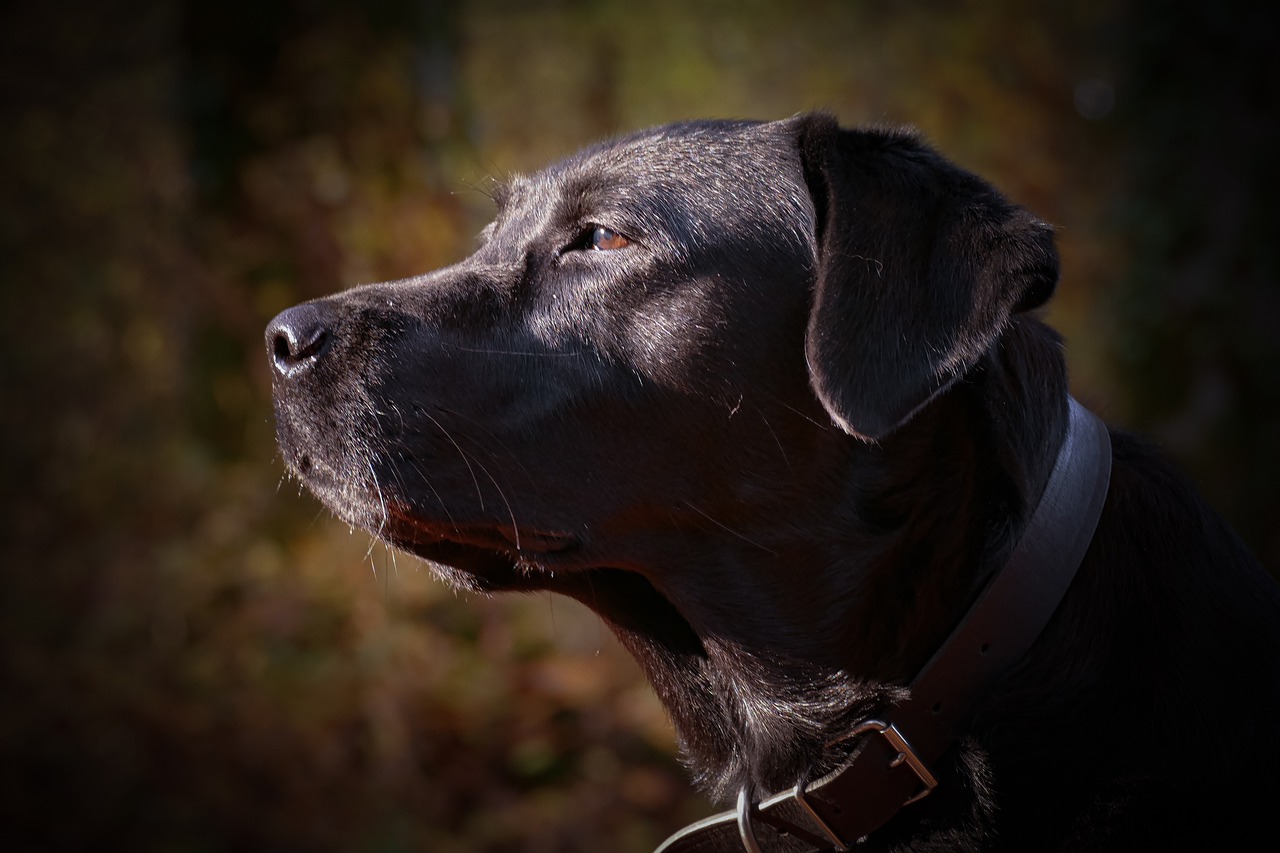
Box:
[567, 118, 778, 176]
[507, 118, 812, 232]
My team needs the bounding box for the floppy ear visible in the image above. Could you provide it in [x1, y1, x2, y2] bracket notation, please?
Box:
[792, 112, 1059, 441]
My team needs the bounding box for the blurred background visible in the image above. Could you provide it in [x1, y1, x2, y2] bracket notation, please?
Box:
[1, 0, 1276, 850]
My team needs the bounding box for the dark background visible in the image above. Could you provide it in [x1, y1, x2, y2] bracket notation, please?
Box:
[2, 1, 1276, 850]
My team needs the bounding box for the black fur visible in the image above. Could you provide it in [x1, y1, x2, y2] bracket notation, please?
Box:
[267, 113, 1280, 849]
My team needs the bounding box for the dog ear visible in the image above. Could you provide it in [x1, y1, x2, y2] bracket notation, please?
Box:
[792, 112, 1059, 441]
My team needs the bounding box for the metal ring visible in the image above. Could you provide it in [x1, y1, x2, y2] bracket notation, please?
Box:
[736, 784, 763, 853]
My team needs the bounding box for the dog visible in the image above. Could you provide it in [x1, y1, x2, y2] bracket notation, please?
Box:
[266, 113, 1280, 850]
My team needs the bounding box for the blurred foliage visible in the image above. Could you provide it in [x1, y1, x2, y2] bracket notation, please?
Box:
[0, 0, 1275, 850]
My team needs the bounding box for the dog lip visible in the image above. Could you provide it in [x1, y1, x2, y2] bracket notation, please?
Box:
[384, 505, 579, 554]
[494, 526, 580, 552]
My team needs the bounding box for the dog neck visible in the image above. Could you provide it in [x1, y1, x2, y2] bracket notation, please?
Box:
[655, 395, 1112, 852]
[566, 323, 1080, 803]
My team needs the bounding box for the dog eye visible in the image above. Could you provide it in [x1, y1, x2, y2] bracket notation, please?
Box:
[560, 224, 633, 257]
[590, 226, 630, 251]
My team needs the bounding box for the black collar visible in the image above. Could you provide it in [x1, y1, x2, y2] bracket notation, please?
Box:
[656, 396, 1113, 853]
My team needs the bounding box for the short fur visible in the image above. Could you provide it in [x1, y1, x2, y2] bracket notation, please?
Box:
[267, 113, 1280, 849]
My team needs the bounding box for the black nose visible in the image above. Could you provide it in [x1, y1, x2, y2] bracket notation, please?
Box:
[266, 303, 334, 378]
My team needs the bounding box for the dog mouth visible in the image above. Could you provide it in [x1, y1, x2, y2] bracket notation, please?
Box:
[379, 504, 705, 661]
[276, 437, 585, 591]
[378, 503, 582, 591]
[386, 506, 579, 554]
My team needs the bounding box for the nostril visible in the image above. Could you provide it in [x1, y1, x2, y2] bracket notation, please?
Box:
[272, 329, 295, 365]
[266, 304, 335, 377]
[272, 327, 330, 364]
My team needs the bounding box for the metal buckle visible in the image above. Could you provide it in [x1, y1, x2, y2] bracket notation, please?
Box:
[840, 719, 938, 806]
[791, 720, 938, 851]
[735, 720, 936, 853]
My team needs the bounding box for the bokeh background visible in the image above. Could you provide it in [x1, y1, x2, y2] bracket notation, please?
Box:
[2, 0, 1276, 850]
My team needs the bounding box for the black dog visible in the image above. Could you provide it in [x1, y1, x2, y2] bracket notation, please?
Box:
[267, 113, 1280, 850]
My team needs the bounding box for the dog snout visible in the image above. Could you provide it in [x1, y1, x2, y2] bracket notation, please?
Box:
[267, 303, 334, 378]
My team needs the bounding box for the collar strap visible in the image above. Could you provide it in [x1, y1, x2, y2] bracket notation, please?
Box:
[656, 396, 1113, 853]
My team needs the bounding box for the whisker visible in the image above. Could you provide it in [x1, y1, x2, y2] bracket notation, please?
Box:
[363, 457, 393, 567]
[414, 411, 524, 550]
[442, 344, 582, 358]
[681, 500, 777, 556]
[400, 452, 461, 532]
[418, 409, 486, 512]
[753, 404, 793, 474]
[438, 408, 536, 484]
[466, 451, 523, 551]
[760, 392, 831, 430]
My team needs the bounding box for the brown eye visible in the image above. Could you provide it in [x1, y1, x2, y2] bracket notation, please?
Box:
[591, 226, 630, 251]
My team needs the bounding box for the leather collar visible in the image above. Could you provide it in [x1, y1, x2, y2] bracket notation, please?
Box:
[656, 396, 1113, 852]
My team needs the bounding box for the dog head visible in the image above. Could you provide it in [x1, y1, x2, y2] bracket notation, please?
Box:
[267, 113, 1059, 797]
